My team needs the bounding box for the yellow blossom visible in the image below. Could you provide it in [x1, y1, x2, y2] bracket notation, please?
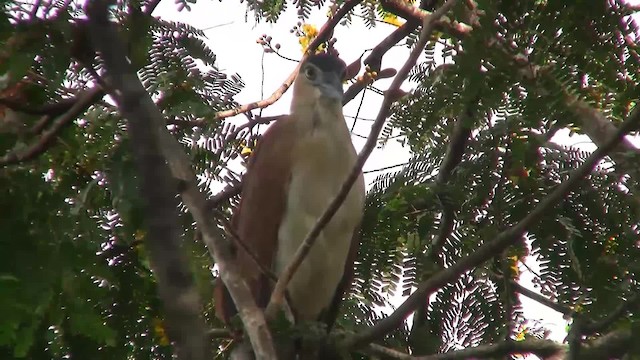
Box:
[509, 255, 520, 277]
[134, 229, 146, 241]
[298, 23, 325, 53]
[152, 318, 170, 346]
[382, 13, 404, 27]
[514, 325, 528, 341]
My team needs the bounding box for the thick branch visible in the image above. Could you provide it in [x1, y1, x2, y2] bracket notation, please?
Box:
[86, 3, 210, 360]
[86, 1, 276, 359]
[417, 339, 562, 360]
[344, 105, 640, 348]
[265, 0, 459, 319]
[366, 328, 634, 360]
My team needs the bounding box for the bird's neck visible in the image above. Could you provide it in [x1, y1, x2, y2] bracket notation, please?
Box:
[291, 99, 345, 131]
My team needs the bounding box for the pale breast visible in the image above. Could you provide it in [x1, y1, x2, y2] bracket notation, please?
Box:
[275, 119, 365, 321]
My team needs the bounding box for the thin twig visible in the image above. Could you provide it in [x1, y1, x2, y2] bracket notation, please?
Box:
[218, 214, 278, 283]
[510, 280, 572, 317]
[363, 161, 411, 174]
[343, 21, 418, 104]
[426, 99, 475, 264]
[206, 183, 242, 210]
[144, 0, 162, 14]
[350, 88, 367, 131]
[411, 88, 474, 349]
[265, 0, 459, 319]
[194, 0, 361, 125]
[29, 0, 42, 19]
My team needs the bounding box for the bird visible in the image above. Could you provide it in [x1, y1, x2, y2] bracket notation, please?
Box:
[214, 51, 365, 356]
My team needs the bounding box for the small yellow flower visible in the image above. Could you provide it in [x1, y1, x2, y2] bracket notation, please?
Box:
[509, 255, 520, 276]
[514, 325, 528, 341]
[134, 229, 146, 241]
[152, 318, 170, 346]
[302, 24, 318, 38]
[382, 13, 404, 27]
[298, 23, 325, 53]
[241, 145, 253, 157]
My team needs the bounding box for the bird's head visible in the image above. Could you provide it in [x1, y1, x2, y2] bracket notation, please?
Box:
[291, 52, 347, 112]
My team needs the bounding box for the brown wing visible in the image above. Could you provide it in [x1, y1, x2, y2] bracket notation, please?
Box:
[214, 116, 298, 324]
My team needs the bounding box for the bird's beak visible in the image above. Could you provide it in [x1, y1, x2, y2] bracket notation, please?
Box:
[318, 73, 344, 101]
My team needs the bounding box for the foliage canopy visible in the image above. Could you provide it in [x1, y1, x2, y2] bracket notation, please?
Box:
[1, 0, 639, 359]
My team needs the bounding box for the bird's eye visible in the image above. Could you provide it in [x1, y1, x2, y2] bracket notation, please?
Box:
[304, 66, 317, 80]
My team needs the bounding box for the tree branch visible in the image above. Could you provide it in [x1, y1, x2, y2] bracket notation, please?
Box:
[582, 293, 640, 334]
[85, 1, 277, 358]
[343, 21, 419, 104]
[416, 339, 562, 360]
[86, 2, 210, 360]
[0, 87, 104, 167]
[510, 280, 573, 317]
[265, 0, 459, 319]
[365, 343, 414, 359]
[428, 97, 476, 264]
[384, 0, 640, 202]
[185, 0, 360, 126]
[366, 328, 634, 360]
[207, 183, 242, 210]
[344, 104, 640, 349]
[0, 96, 79, 117]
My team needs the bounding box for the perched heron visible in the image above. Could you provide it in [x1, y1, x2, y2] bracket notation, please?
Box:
[215, 52, 365, 358]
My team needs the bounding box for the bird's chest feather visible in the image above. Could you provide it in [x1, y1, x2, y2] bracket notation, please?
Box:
[275, 114, 364, 321]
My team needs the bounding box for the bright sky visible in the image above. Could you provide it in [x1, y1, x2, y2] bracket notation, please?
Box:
[153, 0, 640, 355]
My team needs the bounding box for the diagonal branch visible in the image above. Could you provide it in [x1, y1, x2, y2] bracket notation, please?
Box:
[343, 20, 419, 104]
[510, 280, 573, 317]
[583, 293, 640, 334]
[344, 105, 640, 348]
[0, 87, 104, 167]
[265, 0, 459, 318]
[85, 1, 276, 358]
[185, 0, 360, 126]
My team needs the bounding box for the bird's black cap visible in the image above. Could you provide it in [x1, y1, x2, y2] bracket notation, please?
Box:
[305, 52, 347, 78]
